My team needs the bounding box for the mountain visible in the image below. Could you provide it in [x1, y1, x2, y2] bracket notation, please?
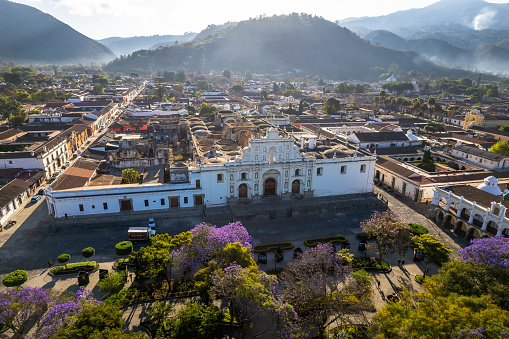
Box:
[364, 29, 509, 75]
[98, 33, 198, 56]
[339, 0, 509, 33]
[104, 14, 478, 81]
[0, 0, 115, 65]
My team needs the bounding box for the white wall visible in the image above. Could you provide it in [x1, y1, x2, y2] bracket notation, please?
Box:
[313, 159, 374, 196]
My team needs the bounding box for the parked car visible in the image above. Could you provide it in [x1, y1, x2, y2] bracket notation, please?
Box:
[65, 160, 72, 166]
[148, 218, 156, 228]
[31, 195, 41, 203]
[52, 170, 61, 178]
[38, 188, 45, 195]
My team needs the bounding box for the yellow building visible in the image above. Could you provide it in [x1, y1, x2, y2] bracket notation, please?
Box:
[463, 109, 484, 129]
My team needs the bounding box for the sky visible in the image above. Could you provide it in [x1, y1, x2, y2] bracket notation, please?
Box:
[12, 0, 509, 40]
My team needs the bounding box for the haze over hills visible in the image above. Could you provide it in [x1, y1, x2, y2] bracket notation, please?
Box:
[364, 29, 509, 75]
[0, 0, 115, 65]
[338, 0, 509, 33]
[98, 33, 198, 57]
[104, 14, 481, 81]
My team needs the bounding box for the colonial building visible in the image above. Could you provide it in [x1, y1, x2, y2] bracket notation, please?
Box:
[450, 143, 509, 170]
[432, 176, 509, 240]
[45, 128, 376, 218]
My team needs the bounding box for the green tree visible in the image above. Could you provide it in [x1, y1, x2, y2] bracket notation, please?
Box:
[8, 108, 28, 125]
[231, 84, 244, 93]
[216, 242, 256, 268]
[147, 300, 173, 335]
[489, 141, 509, 157]
[459, 78, 473, 87]
[419, 149, 435, 172]
[97, 271, 127, 294]
[222, 69, 232, 79]
[129, 245, 169, 285]
[166, 302, 226, 339]
[2, 269, 28, 287]
[323, 97, 341, 115]
[2, 72, 22, 86]
[196, 80, 209, 91]
[198, 103, 217, 118]
[427, 260, 509, 310]
[244, 70, 252, 80]
[93, 84, 104, 95]
[41, 88, 57, 101]
[260, 89, 268, 100]
[382, 81, 414, 94]
[57, 254, 71, 267]
[272, 82, 279, 93]
[486, 88, 498, 98]
[369, 291, 509, 338]
[410, 234, 451, 276]
[0, 97, 23, 121]
[121, 168, 140, 183]
[52, 303, 144, 339]
[186, 105, 196, 114]
[82, 247, 95, 259]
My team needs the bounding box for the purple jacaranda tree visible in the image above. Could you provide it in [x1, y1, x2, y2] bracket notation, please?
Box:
[172, 222, 252, 275]
[34, 287, 99, 339]
[279, 243, 360, 338]
[458, 235, 509, 269]
[0, 287, 99, 339]
[211, 263, 297, 339]
[360, 210, 412, 261]
[0, 287, 53, 338]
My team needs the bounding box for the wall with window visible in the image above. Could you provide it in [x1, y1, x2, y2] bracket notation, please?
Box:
[313, 158, 375, 197]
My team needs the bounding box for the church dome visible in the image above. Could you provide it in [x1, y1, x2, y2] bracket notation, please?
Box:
[477, 176, 502, 196]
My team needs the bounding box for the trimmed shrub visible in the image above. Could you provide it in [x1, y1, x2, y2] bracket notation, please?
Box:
[415, 274, 428, 284]
[51, 261, 98, 275]
[82, 247, 95, 258]
[355, 232, 372, 240]
[304, 236, 347, 247]
[115, 241, 133, 256]
[409, 223, 429, 236]
[2, 270, 28, 287]
[253, 242, 294, 253]
[57, 253, 71, 264]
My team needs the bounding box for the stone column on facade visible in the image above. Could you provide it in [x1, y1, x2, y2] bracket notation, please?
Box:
[431, 185, 440, 206]
[456, 205, 462, 218]
[496, 228, 503, 236]
[481, 219, 488, 231]
[468, 214, 474, 224]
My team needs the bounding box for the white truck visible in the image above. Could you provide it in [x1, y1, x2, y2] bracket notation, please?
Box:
[128, 227, 156, 241]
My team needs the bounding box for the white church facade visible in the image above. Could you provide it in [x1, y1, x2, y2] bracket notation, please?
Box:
[45, 128, 376, 218]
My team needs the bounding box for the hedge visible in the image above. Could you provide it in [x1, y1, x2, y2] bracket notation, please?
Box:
[409, 223, 429, 235]
[352, 258, 390, 271]
[57, 254, 70, 263]
[50, 261, 98, 275]
[253, 242, 294, 253]
[304, 236, 347, 247]
[115, 241, 133, 256]
[2, 270, 28, 287]
[82, 247, 95, 258]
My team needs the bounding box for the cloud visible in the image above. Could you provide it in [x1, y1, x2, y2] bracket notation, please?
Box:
[472, 7, 497, 30]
